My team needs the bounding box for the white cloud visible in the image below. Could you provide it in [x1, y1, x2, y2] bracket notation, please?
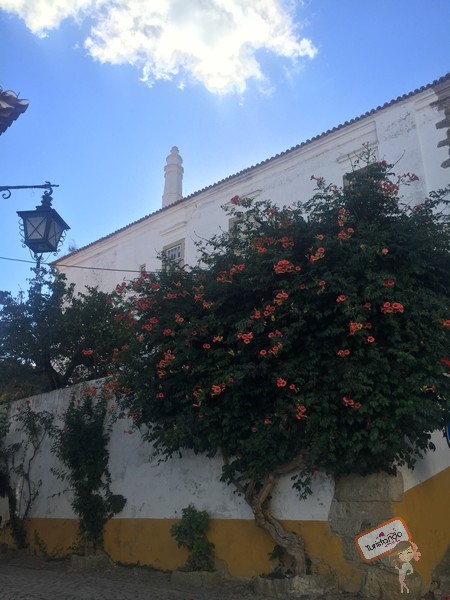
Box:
[0, 0, 94, 34]
[0, 0, 317, 94]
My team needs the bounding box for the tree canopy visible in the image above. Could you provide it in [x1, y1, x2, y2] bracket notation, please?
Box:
[115, 157, 449, 573]
[0, 268, 128, 392]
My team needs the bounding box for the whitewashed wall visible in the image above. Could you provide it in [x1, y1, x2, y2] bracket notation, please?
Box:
[55, 83, 450, 294]
[4, 383, 449, 523]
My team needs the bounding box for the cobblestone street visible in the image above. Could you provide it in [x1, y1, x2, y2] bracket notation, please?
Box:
[0, 552, 366, 600]
[1, 563, 186, 600]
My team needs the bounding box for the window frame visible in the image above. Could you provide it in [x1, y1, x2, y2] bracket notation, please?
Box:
[162, 238, 185, 269]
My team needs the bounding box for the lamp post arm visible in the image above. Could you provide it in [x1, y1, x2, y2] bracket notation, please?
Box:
[0, 182, 59, 200]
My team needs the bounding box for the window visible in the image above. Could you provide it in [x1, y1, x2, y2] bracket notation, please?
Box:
[162, 239, 185, 268]
[228, 215, 243, 237]
[227, 190, 261, 237]
[343, 162, 381, 188]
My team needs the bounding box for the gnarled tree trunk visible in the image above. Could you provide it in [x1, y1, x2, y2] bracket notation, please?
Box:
[228, 454, 307, 575]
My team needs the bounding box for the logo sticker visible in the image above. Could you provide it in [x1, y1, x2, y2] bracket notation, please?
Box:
[355, 517, 411, 562]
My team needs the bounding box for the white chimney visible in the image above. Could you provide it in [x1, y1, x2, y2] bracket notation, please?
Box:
[162, 146, 184, 208]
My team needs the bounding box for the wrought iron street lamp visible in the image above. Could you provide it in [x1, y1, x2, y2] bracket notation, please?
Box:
[0, 182, 70, 268]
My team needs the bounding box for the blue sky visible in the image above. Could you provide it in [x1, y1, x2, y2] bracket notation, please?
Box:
[1, 0, 449, 295]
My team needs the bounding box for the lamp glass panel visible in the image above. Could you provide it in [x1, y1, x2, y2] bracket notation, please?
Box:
[24, 215, 47, 240]
[48, 220, 63, 248]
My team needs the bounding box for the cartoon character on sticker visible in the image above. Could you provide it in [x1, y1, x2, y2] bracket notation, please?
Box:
[389, 540, 421, 594]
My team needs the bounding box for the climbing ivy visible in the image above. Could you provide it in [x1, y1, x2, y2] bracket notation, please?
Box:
[170, 505, 215, 571]
[0, 403, 54, 548]
[51, 386, 126, 553]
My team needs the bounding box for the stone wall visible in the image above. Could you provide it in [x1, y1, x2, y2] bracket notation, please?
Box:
[329, 472, 422, 598]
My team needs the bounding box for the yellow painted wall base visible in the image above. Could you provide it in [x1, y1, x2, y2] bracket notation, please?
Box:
[5, 519, 80, 557]
[105, 517, 360, 589]
[392, 466, 450, 590]
[20, 517, 360, 590]
[10, 467, 449, 595]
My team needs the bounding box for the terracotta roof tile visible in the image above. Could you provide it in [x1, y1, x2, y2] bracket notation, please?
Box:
[0, 87, 29, 135]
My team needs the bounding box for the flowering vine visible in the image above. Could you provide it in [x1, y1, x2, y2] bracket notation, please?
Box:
[113, 153, 450, 576]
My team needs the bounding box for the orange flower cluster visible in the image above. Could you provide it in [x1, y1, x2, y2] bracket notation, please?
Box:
[338, 208, 350, 227]
[349, 322, 363, 335]
[381, 301, 404, 314]
[338, 227, 354, 243]
[216, 264, 245, 283]
[279, 235, 294, 248]
[260, 342, 282, 357]
[252, 236, 275, 253]
[400, 172, 419, 182]
[295, 404, 307, 420]
[237, 332, 253, 344]
[256, 329, 284, 356]
[263, 304, 276, 317]
[310, 247, 325, 262]
[343, 396, 361, 409]
[268, 329, 283, 339]
[274, 291, 289, 305]
[115, 282, 127, 293]
[349, 321, 372, 335]
[230, 264, 245, 275]
[157, 349, 175, 378]
[337, 349, 350, 357]
[274, 259, 299, 274]
[211, 382, 226, 396]
[380, 181, 399, 195]
[134, 297, 153, 311]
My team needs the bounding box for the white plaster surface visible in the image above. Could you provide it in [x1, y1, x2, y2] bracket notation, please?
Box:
[4, 383, 449, 523]
[399, 429, 450, 492]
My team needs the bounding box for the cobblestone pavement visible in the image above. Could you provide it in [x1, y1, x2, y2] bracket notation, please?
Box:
[0, 552, 365, 600]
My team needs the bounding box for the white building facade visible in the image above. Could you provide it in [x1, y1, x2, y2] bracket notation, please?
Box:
[35, 74, 450, 592]
[54, 74, 450, 293]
